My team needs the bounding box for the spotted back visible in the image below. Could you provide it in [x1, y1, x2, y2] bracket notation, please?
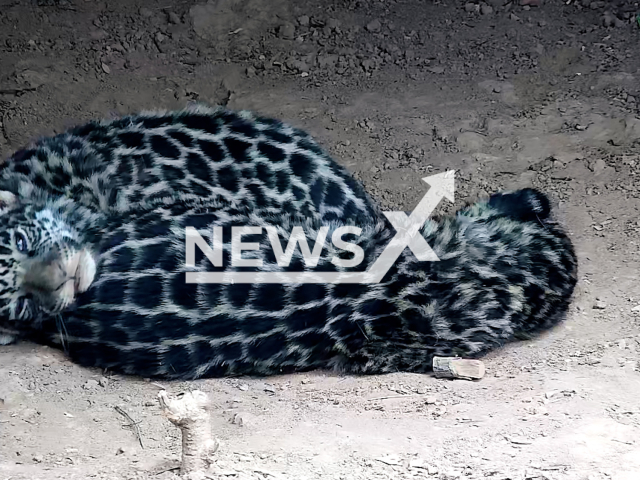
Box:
[0, 105, 381, 225]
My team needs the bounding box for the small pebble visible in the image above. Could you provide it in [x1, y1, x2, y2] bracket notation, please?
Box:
[167, 12, 181, 24]
[534, 406, 548, 415]
[365, 19, 381, 32]
[481, 4, 494, 14]
[232, 413, 247, 426]
[593, 300, 607, 310]
[465, 2, 479, 12]
[434, 406, 447, 416]
[83, 379, 99, 389]
[277, 23, 296, 39]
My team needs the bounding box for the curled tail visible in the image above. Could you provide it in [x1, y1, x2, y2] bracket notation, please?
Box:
[488, 188, 552, 222]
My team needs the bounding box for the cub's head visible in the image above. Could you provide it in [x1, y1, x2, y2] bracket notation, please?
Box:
[0, 191, 97, 343]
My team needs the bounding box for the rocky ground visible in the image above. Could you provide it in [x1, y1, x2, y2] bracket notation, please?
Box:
[1, 0, 640, 479]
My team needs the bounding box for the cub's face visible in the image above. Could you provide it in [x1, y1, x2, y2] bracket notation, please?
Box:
[0, 191, 97, 343]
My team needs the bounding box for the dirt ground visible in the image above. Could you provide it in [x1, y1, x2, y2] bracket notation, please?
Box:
[1, 0, 640, 479]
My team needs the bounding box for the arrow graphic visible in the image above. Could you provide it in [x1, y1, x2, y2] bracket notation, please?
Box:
[185, 170, 455, 284]
[363, 169, 455, 283]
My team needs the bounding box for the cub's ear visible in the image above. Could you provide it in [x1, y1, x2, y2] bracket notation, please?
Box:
[0, 191, 18, 214]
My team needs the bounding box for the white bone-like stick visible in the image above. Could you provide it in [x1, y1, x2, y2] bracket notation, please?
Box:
[158, 390, 220, 478]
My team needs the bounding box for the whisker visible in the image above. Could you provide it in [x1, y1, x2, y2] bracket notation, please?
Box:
[55, 313, 69, 354]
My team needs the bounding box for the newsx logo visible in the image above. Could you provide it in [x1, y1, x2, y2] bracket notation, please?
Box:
[184, 171, 454, 285]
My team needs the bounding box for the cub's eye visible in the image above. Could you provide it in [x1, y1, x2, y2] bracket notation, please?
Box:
[14, 231, 28, 253]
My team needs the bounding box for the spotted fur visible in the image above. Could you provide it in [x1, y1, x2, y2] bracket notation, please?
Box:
[0, 106, 578, 379]
[0, 104, 379, 223]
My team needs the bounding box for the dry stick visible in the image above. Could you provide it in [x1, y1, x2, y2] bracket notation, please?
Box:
[114, 406, 145, 449]
[1, 109, 11, 144]
[153, 466, 181, 476]
[367, 393, 425, 401]
[0, 87, 38, 96]
[158, 390, 220, 477]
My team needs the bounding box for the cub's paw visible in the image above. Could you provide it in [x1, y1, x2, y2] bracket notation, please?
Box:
[74, 249, 97, 294]
[0, 332, 18, 345]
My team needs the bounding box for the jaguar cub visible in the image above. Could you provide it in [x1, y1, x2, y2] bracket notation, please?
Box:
[0, 105, 578, 379]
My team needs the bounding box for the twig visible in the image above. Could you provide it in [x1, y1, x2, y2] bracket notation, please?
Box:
[0, 87, 38, 96]
[38, 5, 77, 10]
[0, 107, 10, 144]
[158, 390, 220, 476]
[152, 466, 181, 475]
[530, 464, 570, 471]
[367, 393, 424, 401]
[114, 406, 145, 449]
[458, 128, 487, 136]
[612, 439, 634, 445]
